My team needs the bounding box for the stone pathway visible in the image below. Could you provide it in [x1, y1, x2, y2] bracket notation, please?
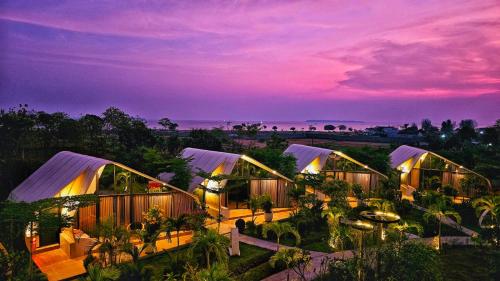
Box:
[413, 204, 478, 237]
[239, 234, 353, 281]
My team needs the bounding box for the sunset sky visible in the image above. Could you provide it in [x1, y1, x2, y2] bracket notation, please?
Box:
[1, 0, 499, 124]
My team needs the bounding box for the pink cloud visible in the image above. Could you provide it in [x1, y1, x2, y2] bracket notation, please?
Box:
[0, 0, 499, 122]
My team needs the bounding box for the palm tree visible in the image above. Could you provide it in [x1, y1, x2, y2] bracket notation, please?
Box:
[81, 264, 120, 281]
[269, 248, 311, 281]
[93, 218, 130, 265]
[472, 196, 500, 246]
[247, 196, 261, 223]
[262, 222, 301, 250]
[423, 197, 461, 250]
[472, 196, 500, 227]
[166, 214, 189, 249]
[390, 221, 423, 245]
[190, 229, 230, 269]
[325, 207, 352, 252]
[116, 171, 131, 192]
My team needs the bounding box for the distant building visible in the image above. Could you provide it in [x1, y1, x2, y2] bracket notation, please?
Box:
[365, 126, 399, 137]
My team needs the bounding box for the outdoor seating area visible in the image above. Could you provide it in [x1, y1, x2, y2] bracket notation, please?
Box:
[284, 144, 388, 198]
[163, 148, 294, 219]
[7, 151, 199, 253]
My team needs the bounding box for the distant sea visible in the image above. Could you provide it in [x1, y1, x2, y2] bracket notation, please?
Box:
[147, 119, 404, 132]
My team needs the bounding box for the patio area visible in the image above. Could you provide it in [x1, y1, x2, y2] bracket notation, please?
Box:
[33, 208, 293, 281]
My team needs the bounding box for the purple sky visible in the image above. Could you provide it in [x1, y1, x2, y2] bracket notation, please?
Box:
[1, 0, 499, 124]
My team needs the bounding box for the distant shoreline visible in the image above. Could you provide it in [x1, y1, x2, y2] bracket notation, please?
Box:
[147, 119, 402, 131]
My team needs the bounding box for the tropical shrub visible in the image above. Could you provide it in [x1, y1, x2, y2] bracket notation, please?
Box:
[395, 199, 412, 215]
[378, 242, 442, 281]
[260, 194, 273, 213]
[269, 248, 311, 281]
[183, 263, 234, 281]
[247, 196, 261, 222]
[235, 219, 246, 233]
[82, 264, 120, 281]
[321, 179, 349, 209]
[189, 229, 230, 268]
[442, 185, 458, 198]
[262, 222, 301, 250]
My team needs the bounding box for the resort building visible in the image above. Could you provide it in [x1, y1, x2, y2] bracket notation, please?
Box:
[390, 145, 492, 198]
[164, 148, 294, 218]
[284, 144, 387, 194]
[8, 151, 199, 251]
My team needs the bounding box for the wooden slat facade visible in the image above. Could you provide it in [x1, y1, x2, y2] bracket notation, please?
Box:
[249, 178, 291, 208]
[77, 192, 196, 233]
[323, 170, 380, 194]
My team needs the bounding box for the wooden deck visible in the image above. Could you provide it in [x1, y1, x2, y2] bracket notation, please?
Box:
[34, 209, 293, 280]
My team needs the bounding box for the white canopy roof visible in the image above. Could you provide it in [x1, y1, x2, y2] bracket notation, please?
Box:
[390, 145, 491, 187]
[180, 147, 293, 192]
[9, 151, 198, 203]
[181, 148, 241, 192]
[389, 145, 428, 169]
[8, 151, 112, 202]
[284, 144, 332, 173]
[284, 144, 387, 178]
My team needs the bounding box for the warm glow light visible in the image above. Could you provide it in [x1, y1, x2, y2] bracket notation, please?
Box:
[374, 211, 401, 220]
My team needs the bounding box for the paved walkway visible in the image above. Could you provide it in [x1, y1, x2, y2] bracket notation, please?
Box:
[261, 234, 474, 281]
[413, 204, 478, 237]
[239, 234, 352, 281]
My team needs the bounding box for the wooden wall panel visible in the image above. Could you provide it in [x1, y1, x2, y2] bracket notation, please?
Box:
[99, 197, 114, 223]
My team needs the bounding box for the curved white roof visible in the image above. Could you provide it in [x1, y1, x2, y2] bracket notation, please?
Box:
[390, 145, 491, 188]
[284, 144, 332, 173]
[9, 151, 199, 203]
[284, 144, 387, 178]
[8, 151, 112, 202]
[180, 147, 293, 192]
[181, 148, 241, 191]
[389, 145, 427, 169]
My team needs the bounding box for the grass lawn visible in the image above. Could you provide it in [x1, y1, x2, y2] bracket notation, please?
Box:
[139, 242, 277, 280]
[231, 242, 284, 281]
[440, 246, 499, 281]
[229, 243, 274, 276]
[280, 223, 333, 253]
[245, 218, 334, 253]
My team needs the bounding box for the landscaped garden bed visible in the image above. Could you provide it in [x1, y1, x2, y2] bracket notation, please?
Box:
[404, 207, 467, 237]
[139, 242, 277, 280]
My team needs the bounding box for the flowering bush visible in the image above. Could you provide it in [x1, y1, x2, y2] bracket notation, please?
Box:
[143, 206, 164, 225]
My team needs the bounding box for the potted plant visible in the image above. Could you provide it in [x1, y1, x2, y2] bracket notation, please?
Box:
[261, 194, 274, 222]
[142, 206, 164, 254]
